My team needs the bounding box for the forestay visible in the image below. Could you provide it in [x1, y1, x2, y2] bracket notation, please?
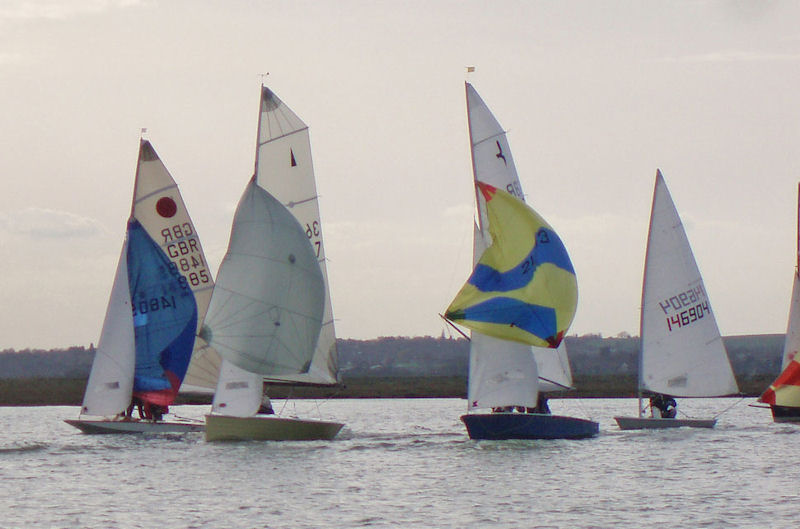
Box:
[639, 170, 738, 397]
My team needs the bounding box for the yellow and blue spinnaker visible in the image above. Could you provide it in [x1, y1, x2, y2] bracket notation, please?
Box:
[445, 182, 578, 348]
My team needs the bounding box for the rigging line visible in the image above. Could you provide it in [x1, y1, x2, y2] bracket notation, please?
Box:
[439, 314, 470, 340]
[711, 395, 749, 420]
[133, 183, 179, 205]
[257, 126, 308, 146]
[538, 376, 571, 391]
[285, 195, 318, 208]
[471, 131, 507, 149]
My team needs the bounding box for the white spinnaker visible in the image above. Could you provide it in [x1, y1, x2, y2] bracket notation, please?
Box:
[464, 83, 572, 409]
[253, 86, 338, 385]
[639, 170, 738, 397]
[211, 360, 263, 417]
[204, 180, 324, 378]
[132, 140, 220, 391]
[81, 241, 136, 417]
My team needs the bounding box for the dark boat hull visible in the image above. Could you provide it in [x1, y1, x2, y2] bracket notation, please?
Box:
[770, 405, 800, 423]
[461, 413, 599, 440]
[614, 416, 715, 430]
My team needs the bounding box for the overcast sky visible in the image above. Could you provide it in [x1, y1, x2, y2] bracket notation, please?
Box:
[1, 0, 799, 349]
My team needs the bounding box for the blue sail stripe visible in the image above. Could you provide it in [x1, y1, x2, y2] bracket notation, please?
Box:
[460, 297, 558, 342]
[468, 228, 574, 293]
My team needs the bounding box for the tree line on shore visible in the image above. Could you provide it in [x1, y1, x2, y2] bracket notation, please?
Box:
[0, 333, 784, 381]
[0, 333, 783, 404]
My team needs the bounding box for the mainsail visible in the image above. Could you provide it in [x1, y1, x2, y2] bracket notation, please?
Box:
[760, 183, 800, 407]
[450, 83, 576, 411]
[639, 170, 738, 397]
[252, 86, 338, 385]
[81, 140, 215, 416]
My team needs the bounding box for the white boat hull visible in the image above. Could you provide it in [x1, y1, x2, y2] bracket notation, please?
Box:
[65, 419, 204, 434]
[205, 414, 344, 442]
[614, 416, 716, 430]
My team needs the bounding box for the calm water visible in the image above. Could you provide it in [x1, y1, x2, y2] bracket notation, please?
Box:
[0, 397, 793, 529]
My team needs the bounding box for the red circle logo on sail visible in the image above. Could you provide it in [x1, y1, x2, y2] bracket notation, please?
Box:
[156, 197, 177, 218]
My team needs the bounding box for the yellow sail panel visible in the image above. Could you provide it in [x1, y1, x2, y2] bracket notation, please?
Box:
[445, 182, 577, 348]
[760, 358, 800, 407]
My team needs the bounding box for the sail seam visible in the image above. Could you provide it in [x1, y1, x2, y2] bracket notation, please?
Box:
[258, 127, 309, 146]
[472, 131, 507, 148]
[134, 184, 178, 204]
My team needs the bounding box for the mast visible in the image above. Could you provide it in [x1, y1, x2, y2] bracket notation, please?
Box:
[794, 182, 800, 277]
[638, 170, 662, 417]
[465, 82, 484, 233]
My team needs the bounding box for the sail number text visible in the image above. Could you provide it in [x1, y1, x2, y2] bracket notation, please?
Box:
[505, 181, 523, 200]
[160, 222, 211, 287]
[132, 295, 177, 317]
[665, 302, 710, 332]
[305, 220, 322, 258]
[659, 286, 711, 332]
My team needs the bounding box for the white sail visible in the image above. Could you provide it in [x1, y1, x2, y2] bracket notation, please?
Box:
[468, 333, 539, 410]
[536, 342, 573, 392]
[210, 360, 263, 417]
[639, 170, 738, 397]
[464, 83, 571, 409]
[253, 86, 338, 385]
[202, 179, 325, 377]
[81, 241, 136, 416]
[131, 140, 219, 391]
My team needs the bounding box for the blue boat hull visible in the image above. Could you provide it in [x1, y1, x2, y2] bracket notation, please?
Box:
[461, 413, 599, 440]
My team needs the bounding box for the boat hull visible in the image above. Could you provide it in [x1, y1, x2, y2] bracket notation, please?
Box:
[461, 413, 599, 440]
[205, 414, 344, 442]
[614, 416, 716, 430]
[64, 419, 204, 434]
[770, 405, 800, 423]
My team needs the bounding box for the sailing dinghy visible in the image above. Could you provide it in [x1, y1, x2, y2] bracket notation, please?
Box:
[758, 183, 800, 422]
[66, 139, 213, 434]
[614, 170, 739, 430]
[202, 86, 343, 442]
[444, 83, 598, 440]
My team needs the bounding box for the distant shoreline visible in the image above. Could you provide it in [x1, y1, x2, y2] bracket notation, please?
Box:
[0, 375, 771, 406]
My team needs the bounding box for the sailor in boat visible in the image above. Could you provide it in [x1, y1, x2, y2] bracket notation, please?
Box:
[258, 395, 275, 415]
[533, 393, 551, 414]
[649, 394, 678, 419]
